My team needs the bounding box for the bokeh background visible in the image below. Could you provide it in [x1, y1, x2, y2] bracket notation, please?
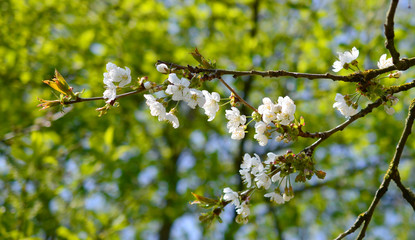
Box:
[1, 0, 415, 239]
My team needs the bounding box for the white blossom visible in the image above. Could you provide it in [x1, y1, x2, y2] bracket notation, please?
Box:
[241, 153, 254, 170]
[186, 89, 205, 109]
[271, 172, 282, 183]
[165, 112, 179, 128]
[283, 193, 294, 202]
[333, 93, 358, 118]
[225, 107, 247, 140]
[103, 62, 131, 87]
[254, 172, 271, 190]
[239, 168, 252, 188]
[223, 187, 240, 207]
[103, 85, 117, 103]
[225, 107, 247, 131]
[377, 54, 393, 69]
[202, 90, 220, 121]
[102, 62, 131, 102]
[165, 73, 191, 101]
[265, 152, 278, 164]
[236, 202, 250, 218]
[264, 192, 285, 204]
[156, 63, 169, 73]
[254, 121, 268, 146]
[144, 94, 166, 121]
[277, 96, 296, 125]
[230, 126, 246, 140]
[332, 47, 359, 72]
[250, 154, 264, 176]
[239, 153, 254, 188]
[258, 97, 280, 123]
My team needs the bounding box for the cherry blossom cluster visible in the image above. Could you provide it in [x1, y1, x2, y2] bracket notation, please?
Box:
[144, 94, 179, 128]
[142, 64, 221, 128]
[224, 96, 298, 144]
[154, 64, 300, 146]
[223, 152, 295, 223]
[225, 107, 247, 140]
[377, 54, 402, 79]
[254, 96, 297, 145]
[332, 48, 402, 118]
[103, 62, 132, 103]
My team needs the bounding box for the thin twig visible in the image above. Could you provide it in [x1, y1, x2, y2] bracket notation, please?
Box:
[218, 77, 259, 113]
[335, 99, 415, 240]
[384, 0, 400, 64]
[1, 108, 72, 142]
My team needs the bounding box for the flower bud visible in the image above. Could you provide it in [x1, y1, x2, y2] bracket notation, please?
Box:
[388, 71, 402, 78]
[156, 63, 169, 74]
[315, 170, 326, 179]
[252, 111, 261, 122]
[144, 81, 152, 89]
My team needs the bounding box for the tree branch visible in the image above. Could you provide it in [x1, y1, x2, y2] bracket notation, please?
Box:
[158, 60, 354, 82]
[392, 170, 415, 210]
[299, 80, 415, 142]
[335, 98, 415, 240]
[384, 0, 400, 64]
[158, 56, 415, 84]
[218, 77, 259, 113]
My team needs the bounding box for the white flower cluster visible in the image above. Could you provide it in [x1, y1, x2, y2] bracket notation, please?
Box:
[263, 153, 293, 204]
[145, 72, 221, 128]
[103, 62, 132, 103]
[164, 73, 221, 120]
[377, 54, 403, 79]
[223, 152, 294, 222]
[254, 96, 296, 146]
[258, 97, 296, 125]
[239, 153, 268, 189]
[331, 51, 403, 117]
[243, 153, 293, 202]
[223, 187, 250, 220]
[225, 107, 246, 140]
[144, 94, 179, 128]
[332, 47, 359, 72]
[333, 93, 358, 118]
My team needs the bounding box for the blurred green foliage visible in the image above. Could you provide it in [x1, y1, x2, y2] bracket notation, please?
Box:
[1, 0, 415, 239]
